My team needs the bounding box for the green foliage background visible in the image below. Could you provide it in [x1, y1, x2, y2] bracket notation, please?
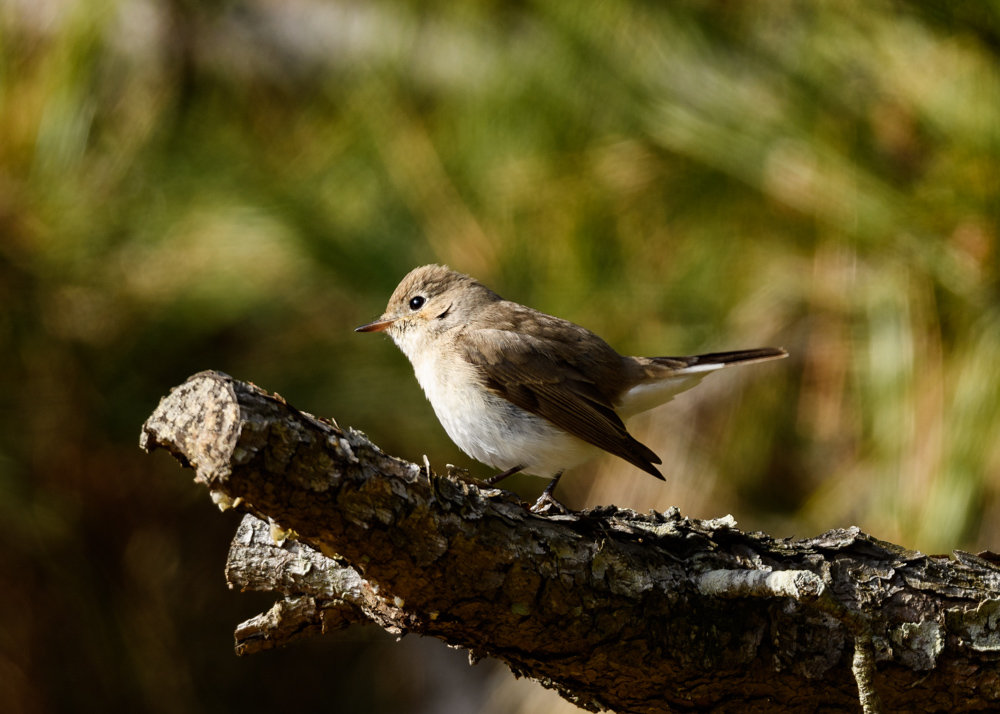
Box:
[1, 1, 998, 711]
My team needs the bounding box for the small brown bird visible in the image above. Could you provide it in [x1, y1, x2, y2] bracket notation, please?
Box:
[357, 265, 786, 511]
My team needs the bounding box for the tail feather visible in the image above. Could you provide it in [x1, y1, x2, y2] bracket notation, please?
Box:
[620, 347, 787, 418]
[651, 347, 787, 374]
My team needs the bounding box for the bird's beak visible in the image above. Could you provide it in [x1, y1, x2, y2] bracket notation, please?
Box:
[355, 317, 396, 333]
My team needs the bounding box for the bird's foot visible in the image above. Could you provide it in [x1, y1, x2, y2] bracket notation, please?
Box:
[529, 490, 572, 515]
[445, 464, 474, 483]
[527, 470, 571, 515]
[479, 464, 525, 487]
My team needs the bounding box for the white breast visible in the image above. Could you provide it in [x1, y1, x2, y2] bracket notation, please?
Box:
[394, 331, 594, 477]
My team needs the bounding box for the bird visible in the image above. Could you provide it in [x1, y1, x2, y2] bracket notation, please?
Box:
[356, 264, 786, 512]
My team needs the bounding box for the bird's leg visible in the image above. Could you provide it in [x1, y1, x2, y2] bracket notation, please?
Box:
[481, 464, 525, 487]
[530, 470, 570, 514]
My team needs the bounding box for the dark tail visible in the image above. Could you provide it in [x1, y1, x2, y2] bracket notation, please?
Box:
[650, 347, 788, 373]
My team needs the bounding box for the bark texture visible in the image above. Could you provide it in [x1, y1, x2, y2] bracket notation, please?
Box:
[140, 371, 1000, 713]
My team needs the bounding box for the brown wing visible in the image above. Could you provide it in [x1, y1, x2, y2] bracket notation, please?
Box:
[457, 304, 664, 479]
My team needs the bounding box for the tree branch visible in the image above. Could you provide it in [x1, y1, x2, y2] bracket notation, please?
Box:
[141, 371, 1000, 713]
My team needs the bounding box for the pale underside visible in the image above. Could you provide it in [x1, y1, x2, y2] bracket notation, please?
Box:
[436, 375, 706, 478]
[398, 326, 709, 477]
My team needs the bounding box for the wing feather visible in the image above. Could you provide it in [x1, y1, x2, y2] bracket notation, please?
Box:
[457, 306, 663, 479]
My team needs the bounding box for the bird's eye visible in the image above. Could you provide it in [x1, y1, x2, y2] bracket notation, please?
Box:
[409, 296, 425, 310]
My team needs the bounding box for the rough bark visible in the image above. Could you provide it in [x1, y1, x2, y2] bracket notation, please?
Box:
[140, 370, 1000, 713]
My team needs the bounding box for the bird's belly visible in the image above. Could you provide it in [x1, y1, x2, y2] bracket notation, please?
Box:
[439, 393, 596, 477]
[413, 357, 594, 477]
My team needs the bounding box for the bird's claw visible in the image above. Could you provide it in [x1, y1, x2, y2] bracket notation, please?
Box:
[529, 491, 572, 515]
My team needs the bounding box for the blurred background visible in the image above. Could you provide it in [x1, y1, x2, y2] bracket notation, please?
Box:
[1, 0, 999, 711]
